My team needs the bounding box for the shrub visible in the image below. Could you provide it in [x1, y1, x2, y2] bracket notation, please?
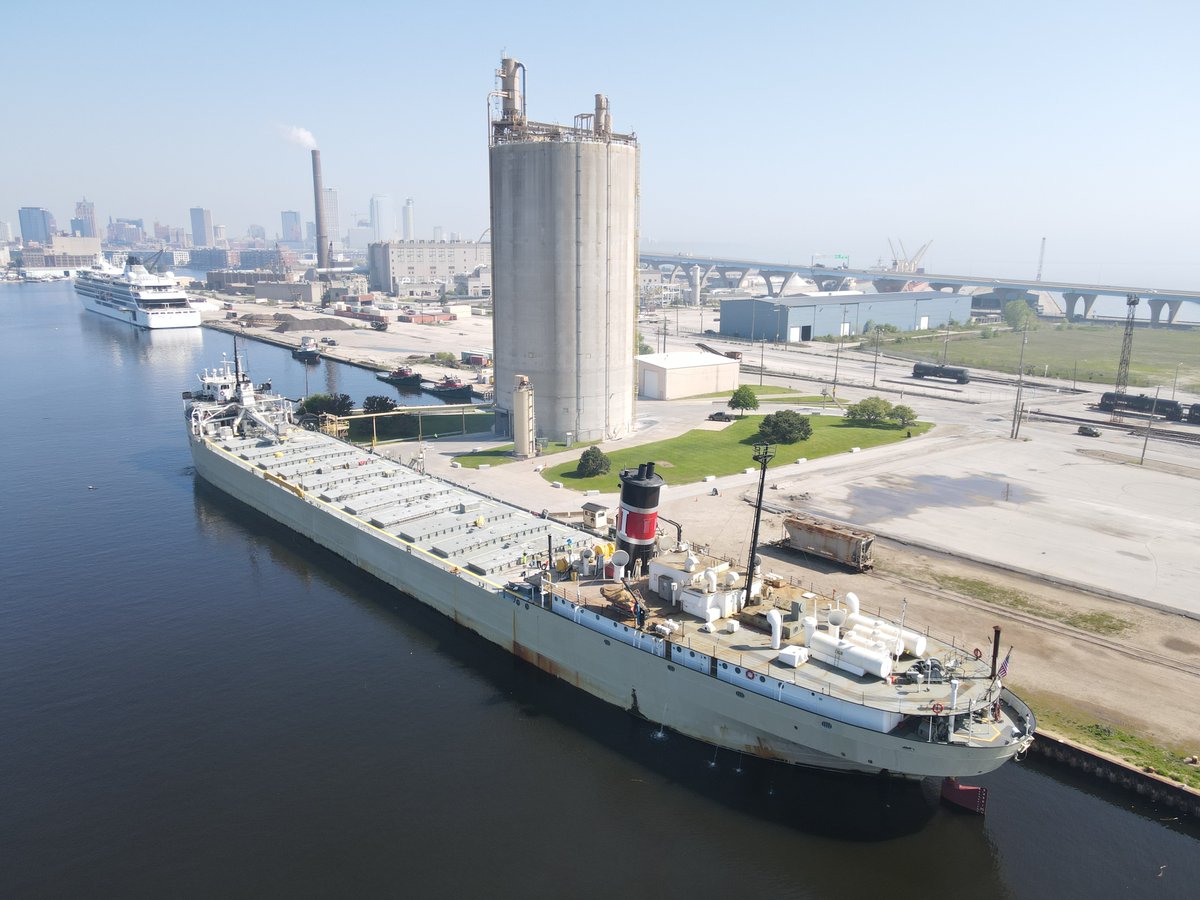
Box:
[364, 395, 397, 414]
[757, 410, 812, 444]
[577, 446, 611, 477]
[844, 396, 894, 425]
[890, 404, 918, 427]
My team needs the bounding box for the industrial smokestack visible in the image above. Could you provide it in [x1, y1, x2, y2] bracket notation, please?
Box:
[311, 149, 329, 270]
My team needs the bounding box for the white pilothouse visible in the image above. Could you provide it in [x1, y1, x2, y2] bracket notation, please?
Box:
[75, 256, 201, 329]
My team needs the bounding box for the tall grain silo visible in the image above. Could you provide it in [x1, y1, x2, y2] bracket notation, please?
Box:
[488, 55, 639, 444]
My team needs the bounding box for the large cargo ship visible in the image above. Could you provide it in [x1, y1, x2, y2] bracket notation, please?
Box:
[74, 257, 201, 329]
[185, 355, 1035, 781]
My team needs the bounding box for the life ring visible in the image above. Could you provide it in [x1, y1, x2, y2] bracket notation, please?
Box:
[931, 702, 944, 714]
[973, 647, 983, 659]
[745, 669, 756, 681]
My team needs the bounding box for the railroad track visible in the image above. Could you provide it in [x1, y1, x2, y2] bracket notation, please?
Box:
[870, 567, 1200, 681]
[1028, 409, 1200, 444]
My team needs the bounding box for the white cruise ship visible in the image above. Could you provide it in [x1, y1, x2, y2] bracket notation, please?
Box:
[74, 257, 201, 329]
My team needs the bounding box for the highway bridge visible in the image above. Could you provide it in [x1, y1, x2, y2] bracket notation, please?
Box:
[640, 252, 1200, 325]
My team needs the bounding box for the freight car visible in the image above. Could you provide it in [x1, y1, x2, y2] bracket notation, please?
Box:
[779, 514, 874, 572]
[1097, 392, 1184, 421]
[912, 362, 970, 384]
[1186, 404, 1200, 425]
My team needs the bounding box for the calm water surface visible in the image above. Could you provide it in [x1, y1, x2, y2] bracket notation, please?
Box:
[1, 282, 1197, 899]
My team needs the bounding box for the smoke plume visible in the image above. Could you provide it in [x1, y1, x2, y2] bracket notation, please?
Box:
[282, 125, 318, 150]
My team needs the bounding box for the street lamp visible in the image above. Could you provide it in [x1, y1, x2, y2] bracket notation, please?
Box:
[832, 307, 847, 396]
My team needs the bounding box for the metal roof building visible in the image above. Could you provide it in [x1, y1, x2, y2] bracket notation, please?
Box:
[718, 291, 973, 342]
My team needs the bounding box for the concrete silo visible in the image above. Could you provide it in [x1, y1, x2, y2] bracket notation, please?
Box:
[488, 56, 639, 444]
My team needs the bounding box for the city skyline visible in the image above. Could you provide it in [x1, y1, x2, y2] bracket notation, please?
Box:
[3, 1, 1198, 288]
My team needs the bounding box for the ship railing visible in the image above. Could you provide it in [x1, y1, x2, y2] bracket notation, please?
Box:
[698, 547, 1003, 675]
[535, 580, 1002, 722]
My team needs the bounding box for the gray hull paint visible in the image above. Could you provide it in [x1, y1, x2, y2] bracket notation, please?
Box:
[190, 436, 1020, 779]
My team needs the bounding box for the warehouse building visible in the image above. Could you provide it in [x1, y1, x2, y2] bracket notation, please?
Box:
[719, 290, 972, 342]
[635, 352, 740, 400]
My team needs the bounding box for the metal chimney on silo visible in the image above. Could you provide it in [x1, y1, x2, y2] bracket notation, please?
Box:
[311, 149, 329, 270]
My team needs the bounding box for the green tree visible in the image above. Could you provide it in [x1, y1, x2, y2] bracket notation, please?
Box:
[1003, 299, 1037, 331]
[728, 385, 760, 417]
[576, 446, 611, 478]
[844, 396, 894, 425]
[757, 410, 812, 444]
[636, 331, 653, 355]
[299, 392, 355, 416]
[364, 395, 397, 414]
[890, 404, 918, 427]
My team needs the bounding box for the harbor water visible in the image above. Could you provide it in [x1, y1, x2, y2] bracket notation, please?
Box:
[2, 282, 1197, 899]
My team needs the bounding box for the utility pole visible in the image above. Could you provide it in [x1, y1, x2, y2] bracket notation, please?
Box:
[1140, 387, 1160, 465]
[1010, 325, 1028, 440]
[872, 326, 883, 388]
[941, 319, 951, 366]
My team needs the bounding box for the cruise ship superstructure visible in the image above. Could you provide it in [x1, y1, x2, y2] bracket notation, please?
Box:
[75, 257, 200, 329]
[185, 356, 1036, 781]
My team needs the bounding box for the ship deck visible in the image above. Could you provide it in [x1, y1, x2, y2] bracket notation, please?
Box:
[207, 423, 1016, 741]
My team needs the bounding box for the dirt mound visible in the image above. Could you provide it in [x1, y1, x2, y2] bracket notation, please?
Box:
[262, 314, 354, 333]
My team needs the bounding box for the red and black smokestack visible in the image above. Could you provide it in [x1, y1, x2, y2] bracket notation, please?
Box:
[617, 462, 664, 572]
[311, 149, 329, 270]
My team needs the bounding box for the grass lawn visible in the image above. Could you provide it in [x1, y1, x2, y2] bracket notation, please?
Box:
[541, 415, 932, 491]
[455, 445, 516, 468]
[691, 384, 796, 399]
[891, 324, 1200, 391]
[1018, 689, 1200, 791]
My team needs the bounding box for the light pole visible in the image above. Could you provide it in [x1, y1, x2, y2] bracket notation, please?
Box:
[832, 308, 847, 396]
[759, 341, 766, 386]
[872, 326, 883, 388]
[1172, 362, 1182, 399]
[746, 442, 776, 587]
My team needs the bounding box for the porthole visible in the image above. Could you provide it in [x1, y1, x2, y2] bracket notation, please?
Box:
[667, 665, 675, 672]
[604, 639, 611, 646]
[736, 691, 745, 698]
[821, 722, 833, 730]
[689, 651, 696, 658]
[734, 667, 742, 674]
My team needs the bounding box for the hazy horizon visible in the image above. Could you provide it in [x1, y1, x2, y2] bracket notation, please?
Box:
[4, 0, 1198, 289]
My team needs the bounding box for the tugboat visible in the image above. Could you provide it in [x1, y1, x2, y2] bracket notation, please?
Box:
[377, 365, 423, 387]
[422, 375, 474, 401]
[292, 336, 321, 364]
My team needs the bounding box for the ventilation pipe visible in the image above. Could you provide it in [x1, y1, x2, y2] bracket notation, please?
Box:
[767, 609, 783, 650]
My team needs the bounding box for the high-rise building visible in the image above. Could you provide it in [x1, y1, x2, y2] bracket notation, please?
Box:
[18, 207, 57, 245]
[189, 207, 214, 247]
[0, 220, 13, 243]
[402, 198, 414, 240]
[432, 225, 444, 242]
[71, 198, 97, 238]
[281, 210, 302, 243]
[370, 195, 396, 242]
[247, 224, 266, 241]
[321, 188, 340, 253]
[213, 224, 227, 246]
[488, 56, 639, 443]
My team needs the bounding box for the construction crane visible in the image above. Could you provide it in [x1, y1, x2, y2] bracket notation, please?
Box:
[1112, 294, 1139, 421]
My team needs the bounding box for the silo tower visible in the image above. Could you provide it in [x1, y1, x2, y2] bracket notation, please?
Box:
[488, 55, 639, 444]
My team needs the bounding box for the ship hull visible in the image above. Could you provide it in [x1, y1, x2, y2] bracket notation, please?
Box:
[78, 290, 201, 329]
[188, 433, 1027, 780]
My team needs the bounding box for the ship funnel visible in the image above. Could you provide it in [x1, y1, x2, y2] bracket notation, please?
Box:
[617, 461, 665, 574]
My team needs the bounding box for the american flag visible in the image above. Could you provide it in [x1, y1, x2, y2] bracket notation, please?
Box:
[997, 649, 1011, 679]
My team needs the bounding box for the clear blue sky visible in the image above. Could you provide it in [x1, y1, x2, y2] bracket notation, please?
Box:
[4, 0, 1198, 288]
